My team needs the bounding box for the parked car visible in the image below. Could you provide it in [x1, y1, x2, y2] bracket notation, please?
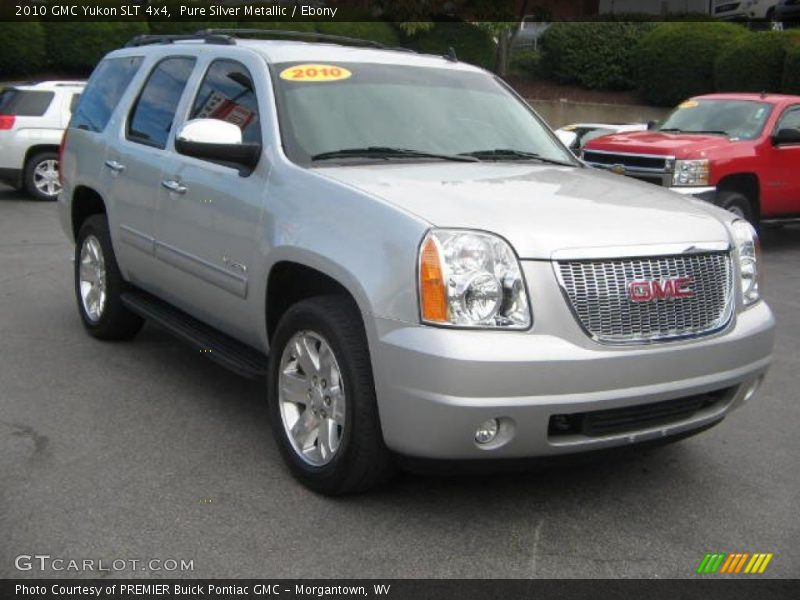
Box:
[583, 93, 800, 224]
[59, 32, 774, 495]
[775, 0, 800, 23]
[0, 81, 85, 200]
[711, 0, 780, 20]
[555, 122, 647, 153]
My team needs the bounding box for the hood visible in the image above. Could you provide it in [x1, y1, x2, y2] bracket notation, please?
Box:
[585, 130, 734, 158]
[317, 163, 731, 259]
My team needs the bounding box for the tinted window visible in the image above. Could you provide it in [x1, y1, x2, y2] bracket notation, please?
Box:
[190, 60, 261, 144]
[659, 99, 772, 140]
[0, 90, 54, 116]
[776, 106, 800, 133]
[128, 57, 196, 149]
[71, 56, 143, 132]
[69, 94, 81, 114]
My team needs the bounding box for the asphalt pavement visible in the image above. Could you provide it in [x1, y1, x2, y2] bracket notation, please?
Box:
[1, 184, 798, 579]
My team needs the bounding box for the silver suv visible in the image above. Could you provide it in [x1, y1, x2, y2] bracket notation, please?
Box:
[0, 81, 84, 200]
[59, 31, 775, 494]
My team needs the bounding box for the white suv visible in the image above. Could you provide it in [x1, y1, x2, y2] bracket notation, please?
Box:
[0, 81, 85, 200]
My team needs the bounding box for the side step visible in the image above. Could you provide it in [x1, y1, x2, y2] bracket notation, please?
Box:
[121, 290, 268, 378]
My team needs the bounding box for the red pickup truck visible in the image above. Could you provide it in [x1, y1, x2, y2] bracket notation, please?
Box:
[583, 93, 800, 225]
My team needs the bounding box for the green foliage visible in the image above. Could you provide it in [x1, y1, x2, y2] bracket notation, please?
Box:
[540, 22, 656, 91]
[147, 22, 231, 35]
[715, 32, 791, 93]
[581, 12, 712, 22]
[633, 22, 746, 107]
[0, 21, 46, 76]
[509, 48, 541, 78]
[44, 22, 150, 71]
[315, 21, 400, 47]
[783, 44, 800, 95]
[400, 19, 495, 69]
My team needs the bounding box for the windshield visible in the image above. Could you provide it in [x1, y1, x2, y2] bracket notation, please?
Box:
[659, 99, 773, 140]
[271, 61, 577, 166]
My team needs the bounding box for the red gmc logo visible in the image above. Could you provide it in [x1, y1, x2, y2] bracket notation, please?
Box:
[628, 278, 695, 302]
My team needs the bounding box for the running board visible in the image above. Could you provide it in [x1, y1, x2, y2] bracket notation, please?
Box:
[121, 290, 268, 378]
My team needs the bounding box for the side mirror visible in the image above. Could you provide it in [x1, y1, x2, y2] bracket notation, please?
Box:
[771, 128, 800, 146]
[646, 120, 658, 131]
[175, 119, 261, 170]
[556, 130, 578, 152]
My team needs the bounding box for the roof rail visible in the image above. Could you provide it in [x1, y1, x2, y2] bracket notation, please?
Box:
[197, 28, 386, 49]
[125, 33, 235, 48]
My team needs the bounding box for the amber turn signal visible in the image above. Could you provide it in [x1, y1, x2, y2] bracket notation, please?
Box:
[419, 237, 448, 322]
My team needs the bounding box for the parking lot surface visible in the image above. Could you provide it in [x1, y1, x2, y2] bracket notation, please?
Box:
[1, 184, 798, 579]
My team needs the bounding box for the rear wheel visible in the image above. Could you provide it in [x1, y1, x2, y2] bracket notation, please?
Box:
[267, 296, 394, 495]
[24, 151, 61, 201]
[75, 214, 143, 340]
[717, 191, 756, 225]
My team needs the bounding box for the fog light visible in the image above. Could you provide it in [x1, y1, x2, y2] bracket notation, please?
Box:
[475, 418, 499, 445]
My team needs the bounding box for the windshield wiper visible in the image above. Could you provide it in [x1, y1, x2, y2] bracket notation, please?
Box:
[659, 128, 729, 136]
[458, 148, 574, 166]
[311, 146, 480, 163]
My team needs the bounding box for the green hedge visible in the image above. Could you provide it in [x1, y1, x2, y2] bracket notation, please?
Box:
[540, 22, 655, 90]
[715, 32, 790, 93]
[633, 22, 745, 106]
[401, 20, 495, 69]
[509, 48, 541, 79]
[44, 22, 150, 71]
[0, 22, 46, 76]
[784, 44, 800, 94]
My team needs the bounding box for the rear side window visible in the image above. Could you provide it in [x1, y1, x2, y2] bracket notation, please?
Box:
[0, 90, 54, 116]
[71, 56, 143, 133]
[127, 57, 196, 149]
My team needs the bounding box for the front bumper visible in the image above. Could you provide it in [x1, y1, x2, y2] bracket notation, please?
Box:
[371, 301, 774, 460]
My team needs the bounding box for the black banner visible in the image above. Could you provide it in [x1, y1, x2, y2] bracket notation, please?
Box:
[2, 580, 800, 600]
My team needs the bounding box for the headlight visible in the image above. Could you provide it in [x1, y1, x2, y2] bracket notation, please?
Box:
[731, 219, 761, 307]
[672, 159, 709, 186]
[418, 229, 531, 329]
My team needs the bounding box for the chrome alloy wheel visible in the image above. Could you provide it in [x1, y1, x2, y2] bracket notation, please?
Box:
[33, 159, 61, 198]
[79, 235, 107, 322]
[278, 331, 346, 466]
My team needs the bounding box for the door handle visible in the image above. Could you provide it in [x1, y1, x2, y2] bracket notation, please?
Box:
[161, 179, 187, 195]
[104, 160, 125, 173]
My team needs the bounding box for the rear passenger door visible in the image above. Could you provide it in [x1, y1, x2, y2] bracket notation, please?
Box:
[107, 56, 196, 286]
[153, 56, 268, 344]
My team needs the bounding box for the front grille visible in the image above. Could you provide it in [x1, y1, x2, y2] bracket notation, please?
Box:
[556, 252, 733, 343]
[582, 151, 668, 171]
[548, 388, 732, 438]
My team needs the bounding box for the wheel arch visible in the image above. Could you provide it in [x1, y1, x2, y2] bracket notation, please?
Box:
[264, 254, 373, 345]
[71, 186, 107, 240]
[23, 145, 60, 168]
[717, 173, 760, 216]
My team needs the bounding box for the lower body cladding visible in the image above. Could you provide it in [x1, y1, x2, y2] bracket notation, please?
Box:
[370, 266, 774, 460]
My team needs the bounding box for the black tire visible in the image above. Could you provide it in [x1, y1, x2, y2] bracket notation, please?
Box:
[267, 296, 395, 495]
[24, 151, 60, 201]
[74, 214, 144, 340]
[717, 190, 757, 226]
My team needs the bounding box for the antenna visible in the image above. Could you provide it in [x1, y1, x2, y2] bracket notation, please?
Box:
[446, 46, 458, 62]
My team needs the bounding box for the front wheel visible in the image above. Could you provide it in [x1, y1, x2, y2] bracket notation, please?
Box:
[717, 191, 756, 225]
[267, 296, 394, 495]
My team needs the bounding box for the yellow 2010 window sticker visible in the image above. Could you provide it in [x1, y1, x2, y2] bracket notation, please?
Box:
[280, 64, 352, 82]
[679, 100, 699, 109]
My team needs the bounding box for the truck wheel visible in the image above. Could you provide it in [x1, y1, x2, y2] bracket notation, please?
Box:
[717, 191, 756, 225]
[24, 151, 61, 201]
[267, 296, 394, 495]
[75, 215, 143, 340]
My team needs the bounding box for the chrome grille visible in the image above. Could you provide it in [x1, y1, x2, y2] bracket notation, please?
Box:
[556, 252, 733, 343]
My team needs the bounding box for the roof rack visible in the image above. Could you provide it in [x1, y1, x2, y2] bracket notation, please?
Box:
[197, 28, 386, 49]
[125, 33, 235, 48]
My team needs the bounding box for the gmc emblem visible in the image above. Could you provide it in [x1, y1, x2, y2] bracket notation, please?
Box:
[628, 278, 695, 302]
